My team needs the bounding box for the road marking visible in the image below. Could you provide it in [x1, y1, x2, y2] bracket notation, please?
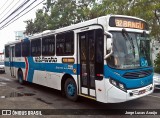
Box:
[0, 96, 5, 98]
[148, 95, 160, 99]
[0, 77, 12, 81]
[0, 82, 7, 86]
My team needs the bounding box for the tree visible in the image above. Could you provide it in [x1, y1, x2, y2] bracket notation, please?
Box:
[34, 9, 48, 33]
[24, 0, 98, 32]
[24, 0, 160, 40]
[127, 0, 160, 40]
[154, 53, 160, 73]
[24, 19, 35, 35]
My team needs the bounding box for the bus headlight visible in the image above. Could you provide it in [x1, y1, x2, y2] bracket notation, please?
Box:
[109, 78, 127, 92]
[119, 83, 125, 89]
[110, 79, 117, 86]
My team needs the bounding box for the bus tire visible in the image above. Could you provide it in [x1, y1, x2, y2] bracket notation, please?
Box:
[18, 71, 24, 85]
[64, 78, 78, 101]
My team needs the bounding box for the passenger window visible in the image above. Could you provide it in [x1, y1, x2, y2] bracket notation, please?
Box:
[56, 31, 74, 56]
[15, 43, 21, 57]
[31, 39, 41, 56]
[5, 46, 9, 57]
[42, 35, 55, 56]
[22, 41, 30, 57]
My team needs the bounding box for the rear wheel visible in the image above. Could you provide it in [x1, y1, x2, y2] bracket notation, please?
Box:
[18, 71, 24, 84]
[64, 78, 78, 101]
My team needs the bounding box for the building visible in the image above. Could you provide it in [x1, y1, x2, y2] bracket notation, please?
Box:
[15, 30, 25, 40]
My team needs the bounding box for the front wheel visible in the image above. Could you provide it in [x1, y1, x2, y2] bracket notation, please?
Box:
[18, 71, 24, 85]
[64, 78, 78, 101]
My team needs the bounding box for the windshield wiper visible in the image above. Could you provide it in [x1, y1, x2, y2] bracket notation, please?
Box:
[122, 29, 135, 58]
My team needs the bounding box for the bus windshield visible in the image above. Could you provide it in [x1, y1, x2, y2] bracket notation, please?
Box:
[107, 31, 152, 69]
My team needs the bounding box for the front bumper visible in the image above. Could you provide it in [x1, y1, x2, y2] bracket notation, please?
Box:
[107, 84, 153, 103]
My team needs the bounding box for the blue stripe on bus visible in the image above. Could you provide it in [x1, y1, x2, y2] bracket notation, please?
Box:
[5, 59, 153, 89]
[5, 57, 80, 82]
[104, 65, 153, 89]
[5, 61, 25, 68]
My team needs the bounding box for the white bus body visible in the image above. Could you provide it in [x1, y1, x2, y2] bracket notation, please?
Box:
[4, 15, 154, 103]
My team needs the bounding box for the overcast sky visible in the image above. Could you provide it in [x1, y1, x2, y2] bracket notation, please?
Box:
[0, 0, 44, 52]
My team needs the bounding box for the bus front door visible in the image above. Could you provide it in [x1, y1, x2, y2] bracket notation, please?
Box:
[79, 29, 104, 98]
[79, 30, 95, 97]
[10, 46, 15, 77]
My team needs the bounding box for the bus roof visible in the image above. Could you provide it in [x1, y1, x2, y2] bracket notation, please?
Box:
[5, 14, 147, 45]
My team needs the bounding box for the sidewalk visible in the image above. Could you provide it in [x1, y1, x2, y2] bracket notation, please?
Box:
[154, 73, 160, 89]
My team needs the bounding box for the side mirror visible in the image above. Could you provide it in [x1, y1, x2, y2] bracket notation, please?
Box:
[104, 31, 113, 59]
[107, 38, 112, 51]
[142, 31, 147, 37]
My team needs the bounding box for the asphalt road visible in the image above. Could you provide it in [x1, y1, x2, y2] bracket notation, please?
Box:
[0, 73, 160, 118]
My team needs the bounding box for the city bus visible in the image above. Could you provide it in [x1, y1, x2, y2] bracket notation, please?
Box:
[4, 15, 154, 103]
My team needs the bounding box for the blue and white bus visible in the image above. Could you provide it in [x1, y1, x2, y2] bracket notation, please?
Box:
[4, 15, 153, 103]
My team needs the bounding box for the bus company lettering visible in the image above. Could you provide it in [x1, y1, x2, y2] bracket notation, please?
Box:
[56, 65, 73, 70]
[35, 57, 57, 63]
[115, 19, 144, 29]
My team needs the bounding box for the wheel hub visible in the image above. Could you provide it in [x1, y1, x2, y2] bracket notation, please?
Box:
[67, 83, 75, 96]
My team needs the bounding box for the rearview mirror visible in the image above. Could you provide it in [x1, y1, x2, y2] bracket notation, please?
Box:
[104, 31, 113, 59]
[107, 38, 112, 51]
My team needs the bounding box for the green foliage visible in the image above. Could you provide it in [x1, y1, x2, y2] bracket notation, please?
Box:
[24, 19, 34, 35]
[126, 0, 160, 40]
[24, 9, 48, 35]
[154, 53, 160, 73]
[49, 0, 77, 29]
[24, 0, 160, 40]
[34, 9, 48, 33]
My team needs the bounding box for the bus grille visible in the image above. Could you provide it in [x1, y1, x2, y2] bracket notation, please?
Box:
[122, 69, 153, 79]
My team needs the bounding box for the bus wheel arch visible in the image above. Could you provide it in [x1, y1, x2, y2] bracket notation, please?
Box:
[61, 74, 78, 101]
[17, 68, 24, 84]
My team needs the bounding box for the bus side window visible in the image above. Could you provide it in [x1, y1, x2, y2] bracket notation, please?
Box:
[31, 38, 41, 56]
[15, 43, 21, 57]
[5, 46, 9, 58]
[42, 35, 55, 56]
[56, 31, 74, 56]
[22, 41, 30, 57]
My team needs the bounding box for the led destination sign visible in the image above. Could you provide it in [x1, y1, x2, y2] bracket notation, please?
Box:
[109, 17, 149, 30]
[115, 19, 144, 29]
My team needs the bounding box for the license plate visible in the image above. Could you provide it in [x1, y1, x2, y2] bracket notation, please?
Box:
[138, 89, 146, 95]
